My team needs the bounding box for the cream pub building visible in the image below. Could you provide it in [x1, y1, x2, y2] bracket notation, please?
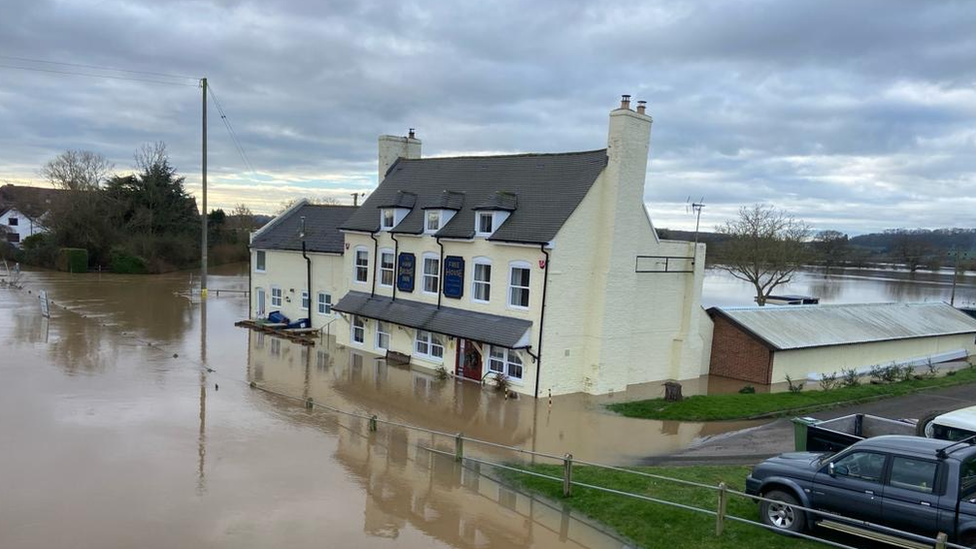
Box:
[250, 96, 712, 398]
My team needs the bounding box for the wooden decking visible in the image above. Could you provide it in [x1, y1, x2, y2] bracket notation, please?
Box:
[234, 319, 318, 346]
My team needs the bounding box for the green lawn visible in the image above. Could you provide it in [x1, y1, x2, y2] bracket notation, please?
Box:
[606, 366, 976, 421]
[505, 464, 823, 549]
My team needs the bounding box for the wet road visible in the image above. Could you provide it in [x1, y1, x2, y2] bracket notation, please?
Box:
[0, 265, 749, 549]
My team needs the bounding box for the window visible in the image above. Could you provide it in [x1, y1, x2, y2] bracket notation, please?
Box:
[317, 292, 332, 315]
[271, 286, 282, 307]
[932, 424, 976, 442]
[426, 210, 441, 232]
[379, 250, 395, 287]
[381, 208, 395, 229]
[375, 321, 390, 351]
[472, 259, 491, 302]
[477, 212, 494, 235]
[355, 248, 369, 283]
[830, 451, 886, 482]
[488, 346, 523, 380]
[255, 250, 266, 272]
[298, 291, 307, 310]
[414, 330, 444, 360]
[508, 263, 530, 308]
[6, 233, 19, 243]
[8, 217, 18, 226]
[889, 457, 938, 494]
[962, 457, 976, 497]
[352, 315, 366, 344]
[423, 254, 440, 294]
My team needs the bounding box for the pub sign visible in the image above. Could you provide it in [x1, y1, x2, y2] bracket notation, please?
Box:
[443, 255, 465, 298]
[397, 253, 416, 292]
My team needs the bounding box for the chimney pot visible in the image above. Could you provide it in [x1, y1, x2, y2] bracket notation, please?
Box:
[636, 100, 646, 115]
[620, 94, 631, 110]
[408, 128, 416, 139]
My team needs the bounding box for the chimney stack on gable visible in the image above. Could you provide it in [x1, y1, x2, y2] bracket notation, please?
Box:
[378, 130, 422, 184]
[636, 100, 646, 115]
[619, 94, 631, 110]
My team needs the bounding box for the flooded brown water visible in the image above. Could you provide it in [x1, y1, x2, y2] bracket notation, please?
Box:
[0, 264, 754, 549]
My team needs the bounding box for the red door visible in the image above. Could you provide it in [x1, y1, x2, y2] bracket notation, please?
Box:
[456, 340, 482, 380]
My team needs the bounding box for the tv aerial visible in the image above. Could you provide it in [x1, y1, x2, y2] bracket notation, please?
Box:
[685, 196, 705, 245]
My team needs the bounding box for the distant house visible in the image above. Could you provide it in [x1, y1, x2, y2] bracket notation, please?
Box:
[708, 302, 976, 384]
[0, 184, 63, 247]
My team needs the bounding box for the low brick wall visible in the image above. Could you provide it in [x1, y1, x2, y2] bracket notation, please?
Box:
[708, 315, 773, 384]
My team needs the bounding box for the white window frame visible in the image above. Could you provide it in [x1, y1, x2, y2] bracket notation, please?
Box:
[422, 253, 440, 295]
[317, 292, 332, 315]
[354, 246, 369, 284]
[508, 261, 531, 309]
[414, 330, 444, 361]
[471, 257, 491, 304]
[380, 208, 395, 230]
[301, 290, 309, 310]
[271, 286, 282, 307]
[375, 321, 390, 351]
[378, 248, 395, 288]
[255, 250, 266, 272]
[487, 346, 523, 381]
[425, 210, 441, 233]
[476, 212, 494, 236]
[351, 315, 366, 345]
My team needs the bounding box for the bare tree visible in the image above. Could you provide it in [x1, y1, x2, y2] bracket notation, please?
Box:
[41, 150, 113, 190]
[714, 204, 811, 306]
[888, 229, 931, 272]
[229, 203, 257, 232]
[813, 230, 849, 276]
[276, 196, 342, 214]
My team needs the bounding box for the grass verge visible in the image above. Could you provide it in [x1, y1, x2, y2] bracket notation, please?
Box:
[607, 366, 976, 421]
[504, 464, 822, 549]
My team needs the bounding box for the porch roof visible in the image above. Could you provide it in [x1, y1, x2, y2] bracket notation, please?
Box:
[333, 291, 532, 349]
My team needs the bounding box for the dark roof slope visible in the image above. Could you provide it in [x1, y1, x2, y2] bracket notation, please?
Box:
[0, 184, 67, 219]
[334, 291, 532, 349]
[251, 203, 358, 254]
[340, 149, 608, 244]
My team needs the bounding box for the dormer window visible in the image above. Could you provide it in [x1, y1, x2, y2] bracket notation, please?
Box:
[477, 212, 494, 236]
[426, 210, 441, 232]
[381, 209, 395, 230]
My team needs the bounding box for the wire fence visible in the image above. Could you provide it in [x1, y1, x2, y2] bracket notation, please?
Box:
[8, 280, 971, 549]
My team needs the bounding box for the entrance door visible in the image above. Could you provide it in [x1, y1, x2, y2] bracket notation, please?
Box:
[456, 340, 483, 380]
[256, 288, 266, 317]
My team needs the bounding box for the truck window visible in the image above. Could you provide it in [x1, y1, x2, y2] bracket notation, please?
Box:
[832, 451, 886, 482]
[962, 457, 976, 498]
[933, 424, 976, 442]
[889, 457, 938, 494]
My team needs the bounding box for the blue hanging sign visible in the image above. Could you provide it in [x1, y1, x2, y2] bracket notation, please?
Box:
[443, 255, 465, 299]
[397, 253, 415, 292]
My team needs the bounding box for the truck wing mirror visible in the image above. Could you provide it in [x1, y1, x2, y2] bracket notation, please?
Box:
[828, 462, 836, 477]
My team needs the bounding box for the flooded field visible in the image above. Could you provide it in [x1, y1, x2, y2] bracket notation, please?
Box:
[0, 264, 751, 549]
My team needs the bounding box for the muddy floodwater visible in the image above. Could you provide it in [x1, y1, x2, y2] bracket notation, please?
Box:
[1, 264, 757, 549]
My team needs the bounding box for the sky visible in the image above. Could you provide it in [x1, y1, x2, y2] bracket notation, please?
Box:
[0, 0, 974, 234]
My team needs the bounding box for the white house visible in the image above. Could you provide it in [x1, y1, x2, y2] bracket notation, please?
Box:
[0, 206, 46, 246]
[251, 96, 713, 397]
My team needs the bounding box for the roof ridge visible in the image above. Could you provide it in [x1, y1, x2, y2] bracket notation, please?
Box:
[715, 301, 947, 312]
[406, 148, 607, 162]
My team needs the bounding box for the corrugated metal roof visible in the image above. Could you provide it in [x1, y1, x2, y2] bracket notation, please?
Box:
[709, 302, 976, 351]
[333, 291, 532, 349]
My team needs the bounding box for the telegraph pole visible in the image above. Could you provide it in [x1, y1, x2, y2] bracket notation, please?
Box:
[201, 77, 208, 299]
[950, 247, 959, 306]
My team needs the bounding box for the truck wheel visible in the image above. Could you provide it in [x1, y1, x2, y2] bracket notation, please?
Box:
[760, 490, 806, 534]
[916, 410, 947, 437]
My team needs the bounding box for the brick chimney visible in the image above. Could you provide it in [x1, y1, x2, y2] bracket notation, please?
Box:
[378, 130, 422, 183]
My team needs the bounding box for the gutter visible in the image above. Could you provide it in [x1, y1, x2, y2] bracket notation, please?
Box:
[390, 232, 399, 302]
[301, 228, 312, 323]
[369, 231, 379, 298]
[436, 236, 445, 309]
[247, 243, 252, 318]
[534, 244, 551, 399]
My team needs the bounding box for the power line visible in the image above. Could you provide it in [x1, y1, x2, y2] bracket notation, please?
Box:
[0, 63, 197, 87]
[0, 54, 197, 81]
[207, 84, 256, 174]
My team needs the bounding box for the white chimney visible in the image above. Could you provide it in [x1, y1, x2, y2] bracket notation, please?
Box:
[378, 129, 422, 183]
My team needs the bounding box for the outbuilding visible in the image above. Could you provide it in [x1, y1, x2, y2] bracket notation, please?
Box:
[708, 302, 976, 384]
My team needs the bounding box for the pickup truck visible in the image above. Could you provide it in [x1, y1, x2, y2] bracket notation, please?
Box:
[746, 435, 976, 547]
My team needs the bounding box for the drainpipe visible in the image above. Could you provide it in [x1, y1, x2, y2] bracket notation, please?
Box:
[533, 244, 551, 399]
[390, 232, 399, 302]
[369, 231, 379, 297]
[436, 236, 445, 309]
[247, 242, 252, 318]
[301, 216, 312, 323]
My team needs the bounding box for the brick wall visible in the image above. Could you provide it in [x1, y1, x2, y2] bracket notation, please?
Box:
[708, 314, 773, 384]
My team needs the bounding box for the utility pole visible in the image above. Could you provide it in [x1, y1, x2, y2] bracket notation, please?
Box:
[201, 77, 208, 299]
[950, 247, 959, 306]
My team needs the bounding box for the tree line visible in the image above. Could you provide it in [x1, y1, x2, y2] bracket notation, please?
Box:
[2, 144, 259, 273]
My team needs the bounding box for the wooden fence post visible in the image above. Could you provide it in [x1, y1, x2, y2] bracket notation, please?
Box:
[716, 482, 728, 536]
[455, 433, 464, 462]
[935, 532, 948, 549]
[368, 415, 378, 432]
[563, 454, 574, 497]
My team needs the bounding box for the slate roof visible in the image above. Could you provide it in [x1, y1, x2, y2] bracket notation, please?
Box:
[334, 291, 533, 349]
[340, 149, 608, 244]
[709, 302, 976, 351]
[377, 191, 417, 209]
[473, 191, 518, 211]
[421, 190, 465, 211]
[250, 203, 358, 254]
